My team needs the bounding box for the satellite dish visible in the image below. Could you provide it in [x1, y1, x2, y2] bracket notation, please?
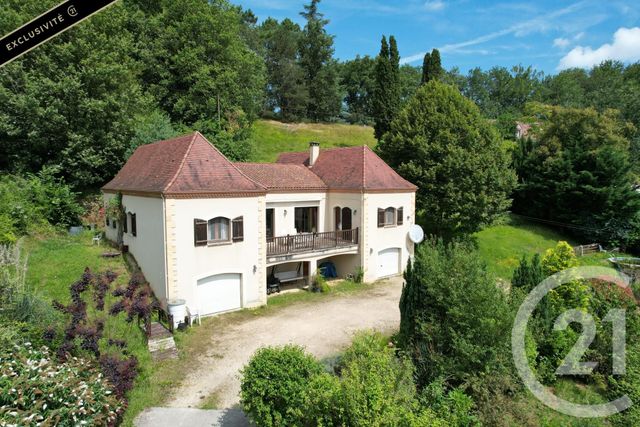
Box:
[408, 224, 425, 244]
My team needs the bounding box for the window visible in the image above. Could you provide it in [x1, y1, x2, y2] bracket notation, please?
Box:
[232, 217, 244, 242]
[106, 217, 110, 226]
[295, 207, 318, 233]
[397, 207, 404, 226]
[385, 208, 396, 226]
[112, 219, 117, 229]
[131, 214, 137, 237]
[124, 213, 129, 233]
[378, 207, 396, 227]
[208, 217, 230, 242]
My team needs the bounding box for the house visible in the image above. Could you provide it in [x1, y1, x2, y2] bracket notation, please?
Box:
[515, 122, 532, 139]
[102, 132, 417, 318]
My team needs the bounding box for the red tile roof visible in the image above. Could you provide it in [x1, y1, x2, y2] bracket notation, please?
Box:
[277, 146, 417, 192]
[102, 132, 265, 196]
[235, 163, 327, 191]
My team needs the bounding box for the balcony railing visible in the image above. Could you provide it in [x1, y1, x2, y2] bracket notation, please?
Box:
[267, 228, 359, 257]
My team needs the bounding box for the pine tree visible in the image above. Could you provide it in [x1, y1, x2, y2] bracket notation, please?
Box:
[421, 48, 443, 84]
[372, 35, 401, 140]
[298, 0, 341, 121]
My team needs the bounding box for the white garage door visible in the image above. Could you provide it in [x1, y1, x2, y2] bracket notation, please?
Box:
[377, 248, 401, 278]
[197, 273, 242, 316]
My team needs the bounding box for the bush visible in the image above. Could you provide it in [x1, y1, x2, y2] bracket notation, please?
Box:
[541, 241, 577, 276]
[240, 345, 324, 427]
[511, 253, 544, 291]
[0, 341, 124, 426]
[338, 332, 418, 426]
[398, 239, 514, 389]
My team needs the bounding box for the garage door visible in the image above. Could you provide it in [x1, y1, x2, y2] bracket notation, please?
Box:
[197, 273, 242, 316]
[377, 248, 400, 278]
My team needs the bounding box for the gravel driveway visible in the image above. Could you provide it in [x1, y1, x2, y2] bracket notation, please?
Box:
[167, 277, 403, 409]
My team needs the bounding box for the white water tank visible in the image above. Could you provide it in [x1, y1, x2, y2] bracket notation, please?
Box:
[167, 299, 186, 329]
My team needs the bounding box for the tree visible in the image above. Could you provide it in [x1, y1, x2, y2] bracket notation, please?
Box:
[513, 106, 640, 245]
[0, 0, 150, 191]
[399, 240, 513, 389]
[298, 0, 341, 121]
[377, 81, 517, 238]
[340, 55, 376, 124]
[372, 35, 401, 140]
[260, 18, 308, 121]
[421, 48, 443, 84]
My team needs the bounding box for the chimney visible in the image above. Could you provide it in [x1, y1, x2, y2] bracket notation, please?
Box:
[309, 142, 320, 167]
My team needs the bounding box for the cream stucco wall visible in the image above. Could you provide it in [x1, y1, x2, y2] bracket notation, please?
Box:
[361, 192, 416, 282]
[169, 196, 266, 315]
[103, 193, 168, 303]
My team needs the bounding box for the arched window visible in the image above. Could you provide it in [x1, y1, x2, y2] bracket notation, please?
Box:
[334, 206, 341, 230]
[341, 207, 352, 230]
[384, 207, 396, 226]
[208, 217, 230, 242]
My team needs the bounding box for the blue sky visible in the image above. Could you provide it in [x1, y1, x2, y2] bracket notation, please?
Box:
[231, 0, 640, 75]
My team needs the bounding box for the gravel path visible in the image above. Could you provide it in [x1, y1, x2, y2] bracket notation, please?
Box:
[167, 277, 403, 409]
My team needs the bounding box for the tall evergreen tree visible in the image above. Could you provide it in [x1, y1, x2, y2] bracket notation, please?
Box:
[372, 35, 401, 140]
[260, 18, 308, 121]
[421, 48, 443, 84]
[298, 0, 340, 121]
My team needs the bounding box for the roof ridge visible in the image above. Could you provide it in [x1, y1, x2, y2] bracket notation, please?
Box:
[163, 132, 198, 192]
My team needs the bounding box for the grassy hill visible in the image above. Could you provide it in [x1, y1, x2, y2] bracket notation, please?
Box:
[250, 120, 376, 162]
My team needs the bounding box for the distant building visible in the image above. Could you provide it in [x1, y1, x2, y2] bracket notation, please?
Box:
[515, 122, 532, 139]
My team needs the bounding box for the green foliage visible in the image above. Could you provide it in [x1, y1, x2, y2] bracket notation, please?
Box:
[421, 49, 443, 85]
[398, 239, 514, 389]
[0, 172, 83, 240]
[338, 332, 417, 426]
[378, 81, 517, 238]
[513, 105, 640, 247]
[0, 0, 150, 191]
[541, 241, 578, 276]
[313, 271, 330, 293]
[340, 55, 376, 124]
[353, 266, 365, 284]
[299, 0, 341, 121]
[0, 340, 124, 426]
[260, 18, 308, 121]
[420, 379, 480, 426]
[240, 345, 324, 427]
[512, 253, 544, 292]
[127, 110, 179, 158]
[372, 35, 401, 140]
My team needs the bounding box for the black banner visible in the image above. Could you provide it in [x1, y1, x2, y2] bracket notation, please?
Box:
[0, 0, 118, 67]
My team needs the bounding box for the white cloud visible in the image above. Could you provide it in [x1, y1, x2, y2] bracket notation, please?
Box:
[553, 38, 570, 48]
[400, 1, 586, 64]
[558, 27, 640, 70]
[424, 0, 446, 11]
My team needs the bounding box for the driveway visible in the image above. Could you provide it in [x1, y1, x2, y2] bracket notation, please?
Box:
[167, 277, 403, 409]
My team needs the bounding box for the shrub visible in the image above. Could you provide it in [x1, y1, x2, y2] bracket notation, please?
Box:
[313, 271, 331, 293]
[511, 253, 544, 291]
[398, 239, 514, 389]
[352, 266, 365, 284]
[0, 341, 124, 426]
[541, 241, 578, 276]
[240, 345, 324, 427]
[338, 332, 418, 427]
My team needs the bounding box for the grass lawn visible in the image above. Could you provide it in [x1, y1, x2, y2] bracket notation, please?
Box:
[475, 215, 578, 280]
[250, 119, 376, 162]
[23, 232, 380, 425]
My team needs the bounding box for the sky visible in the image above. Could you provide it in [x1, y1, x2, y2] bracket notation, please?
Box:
[231, 0, 640, 75]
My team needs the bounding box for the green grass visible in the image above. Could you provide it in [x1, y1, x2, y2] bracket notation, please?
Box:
[475, 215, 577, 280]
[250, 119, 376, 162]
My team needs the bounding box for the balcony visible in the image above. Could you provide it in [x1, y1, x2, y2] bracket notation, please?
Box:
[267, 228, 359, 257]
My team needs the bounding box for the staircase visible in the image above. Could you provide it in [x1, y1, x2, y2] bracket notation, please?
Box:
[147, 322, 178, 361]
